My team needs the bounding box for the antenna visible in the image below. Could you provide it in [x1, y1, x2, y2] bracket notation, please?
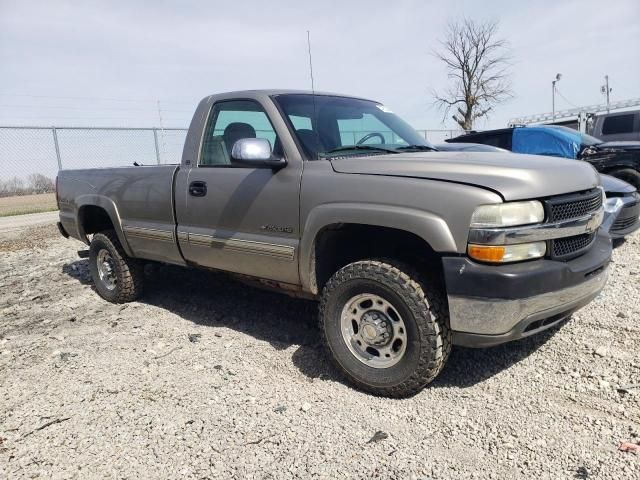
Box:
[306, 30, 319, 157]
[306, 30, 315, 93]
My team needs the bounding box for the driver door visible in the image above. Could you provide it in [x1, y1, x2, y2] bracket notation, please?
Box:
[175, 99, 302, 285]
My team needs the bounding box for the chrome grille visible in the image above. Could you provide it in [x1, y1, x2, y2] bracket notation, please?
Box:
[545, 188, 602, 260]
[546, 188, 602, 222]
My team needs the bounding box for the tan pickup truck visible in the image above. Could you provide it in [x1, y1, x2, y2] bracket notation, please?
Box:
[56, 90, 611, 396]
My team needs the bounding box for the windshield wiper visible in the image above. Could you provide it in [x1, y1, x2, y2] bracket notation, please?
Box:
[320, 145, 400, 157]
[395, 145, 438, 152]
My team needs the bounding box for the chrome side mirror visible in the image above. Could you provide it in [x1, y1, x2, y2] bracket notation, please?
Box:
[231, 138, 286, 169]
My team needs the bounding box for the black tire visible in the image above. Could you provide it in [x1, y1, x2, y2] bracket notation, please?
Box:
[609, 168, 640, 190]
[319, 260, 451, 398]
[89, 230, 143, 303]
[612, 237, 626, 249]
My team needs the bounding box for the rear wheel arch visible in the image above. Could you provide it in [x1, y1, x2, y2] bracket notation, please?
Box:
[76, 199, 132, 256]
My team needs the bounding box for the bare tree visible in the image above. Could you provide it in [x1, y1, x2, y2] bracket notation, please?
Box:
[27, 173, 55, 194]
[0, 176, 25, 196]
[433, 19, 512, 130]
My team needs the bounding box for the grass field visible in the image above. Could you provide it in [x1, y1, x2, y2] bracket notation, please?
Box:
[0, 193, 58, 217]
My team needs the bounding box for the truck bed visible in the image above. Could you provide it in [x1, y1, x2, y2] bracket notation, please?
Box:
[57, 165, 184, 265]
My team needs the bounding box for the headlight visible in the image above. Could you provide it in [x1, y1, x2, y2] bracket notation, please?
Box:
[470, 201, 545, 228]
[468, 242, 547, 263]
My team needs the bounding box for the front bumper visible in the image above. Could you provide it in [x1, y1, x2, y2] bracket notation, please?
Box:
[605, 193, 640, 239]
[443, 229, 611, 347]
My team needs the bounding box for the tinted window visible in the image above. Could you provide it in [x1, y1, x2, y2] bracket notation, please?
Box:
[289, 115, 312, 130]
[480, 135, 502, 147]
[602, 114, 635, 135]
[475, 132, 512, 150]
[337, 113, 402, 145]
[273, 94, 433, 159]
[200, 100, 279, 166]
[458, 131, 512, 150]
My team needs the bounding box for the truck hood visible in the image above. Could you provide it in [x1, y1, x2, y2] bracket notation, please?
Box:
[330, 151, 600, 201]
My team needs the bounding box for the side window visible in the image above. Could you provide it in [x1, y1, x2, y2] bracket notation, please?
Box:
[602, 114, 635, 135]
[200, 100, 279, 166]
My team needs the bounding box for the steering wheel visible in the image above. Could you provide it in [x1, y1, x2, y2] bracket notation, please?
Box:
[357, 132, 385, 145]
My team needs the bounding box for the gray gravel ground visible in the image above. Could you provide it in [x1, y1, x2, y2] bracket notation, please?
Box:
[1, 225, 639, 479]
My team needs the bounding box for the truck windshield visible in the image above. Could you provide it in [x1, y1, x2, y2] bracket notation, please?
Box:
[273, 94, 434, 159]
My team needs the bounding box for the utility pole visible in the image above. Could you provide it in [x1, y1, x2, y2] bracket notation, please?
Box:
[551, 73, 562, 122]
[601, 75, 611, 113]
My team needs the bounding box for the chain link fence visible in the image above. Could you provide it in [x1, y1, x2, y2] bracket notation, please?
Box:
[0, 127, 188, 196]
[0, 126, 462, 197]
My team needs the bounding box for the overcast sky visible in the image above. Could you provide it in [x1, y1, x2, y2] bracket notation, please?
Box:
[1, 0, 638, 130]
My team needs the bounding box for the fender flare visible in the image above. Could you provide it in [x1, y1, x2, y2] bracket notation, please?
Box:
[299, 203, 458, 293]
[75, 194, 133, 256]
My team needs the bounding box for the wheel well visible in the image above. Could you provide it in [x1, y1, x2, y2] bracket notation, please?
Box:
[313, 224, 443, 293]
[603, 167, 640, 189]
[602, 166, 639, 175]
[79, 205, 114, 236]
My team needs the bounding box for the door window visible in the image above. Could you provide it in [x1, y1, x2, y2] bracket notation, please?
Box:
[200, 100, 279, 166]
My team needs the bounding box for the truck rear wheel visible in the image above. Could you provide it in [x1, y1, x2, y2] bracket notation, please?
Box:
[319, 260, 451, 397]
[609, 168, 640, 190]
[89, 230, 143, 303]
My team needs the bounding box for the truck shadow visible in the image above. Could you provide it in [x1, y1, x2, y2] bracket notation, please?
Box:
[62, 260, 560, 391]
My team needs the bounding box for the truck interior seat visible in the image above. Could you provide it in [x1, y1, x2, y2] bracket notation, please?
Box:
[223, 122, 257, 160]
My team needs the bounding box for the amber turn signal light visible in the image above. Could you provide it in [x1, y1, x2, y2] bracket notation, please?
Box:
[468, 245, 506, 262]
[468, 242, 546, 264]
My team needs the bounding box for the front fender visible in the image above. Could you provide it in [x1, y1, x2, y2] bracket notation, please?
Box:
[299, 203, 457, 293]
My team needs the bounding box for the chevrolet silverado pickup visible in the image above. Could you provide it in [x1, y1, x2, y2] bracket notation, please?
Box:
[56, 90, 611, 397]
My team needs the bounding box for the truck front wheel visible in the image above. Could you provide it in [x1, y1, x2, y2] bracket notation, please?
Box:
[319, 260, 451, 397]
[89, 230, 143, 303]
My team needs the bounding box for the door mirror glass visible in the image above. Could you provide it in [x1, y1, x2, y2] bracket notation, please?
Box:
[231, 138, 272, 161]
[231, 138, 286, 168]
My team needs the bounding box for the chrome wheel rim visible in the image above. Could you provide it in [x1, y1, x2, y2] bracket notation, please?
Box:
[96, 249, 117, 291]
[340, 293, 407, 369]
